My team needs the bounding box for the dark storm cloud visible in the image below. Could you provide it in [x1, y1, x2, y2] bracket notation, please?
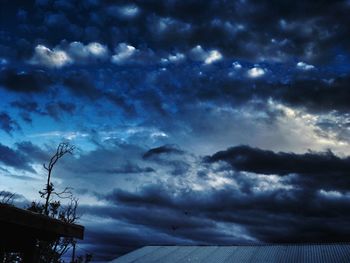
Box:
[108, 184, 176, 208]
[1, 1, 350, 119]
[109, 183, 350, 231]
[195, 70, 343, 113]
[142, 145, 192, 176]
[156, 68, 350, 114]
[15, 141, 50, 164]
[11, 100, 39, 112]
[0, 68, 53, 93]
[80, 200, 243, 260]
[11, 99, 76, 122]
[206, 145, 350, 191]
[94, 163, 155, 174]
[0, 143, 33, 172]
[0, 112, 21, 135]
[63, 70, 101, 99]
[44, 61, 334, 125]
[207, 145, 350, 176]
[0, 67, 138, 117]
[143, 145, 184, 159]
[275, 75, 350, 113]
[0, 140, 57, 173]
[81, 212, 201, 260]
[63, 70, 135, 114]
[74, 143, 350, 259]
[53, 141, 152, 184]
[165, 187, 346, 229]
[11, 100, 40, 123]
[55, 101, 76, 113]
[18, 112, 32, 123]
[2, 0, 350, 63]
[84, 174, 350, 259]
[82, 227, 159, 260]
[44, 101, 76, 120]
[135, 0, 350, 62]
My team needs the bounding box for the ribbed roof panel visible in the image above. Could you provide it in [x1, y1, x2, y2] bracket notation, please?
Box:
[110, 244, 350, 263]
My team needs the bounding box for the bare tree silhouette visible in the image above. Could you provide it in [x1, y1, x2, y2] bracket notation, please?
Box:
[27, 142, 90, 262]
[2, 142, 90, 262]
[40, 142, 75, 216]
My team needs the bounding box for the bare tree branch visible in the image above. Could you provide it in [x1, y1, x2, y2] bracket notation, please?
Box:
[0, 191, 15, 204]
[20, 142, 86, 262]
[42, 142, 75, 216]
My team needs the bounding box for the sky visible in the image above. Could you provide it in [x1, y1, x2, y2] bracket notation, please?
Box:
[1, 0, 350, 261]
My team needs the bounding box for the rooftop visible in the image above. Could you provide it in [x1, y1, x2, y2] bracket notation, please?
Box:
[110, 244, 350, 263]
[0, 203, 84, 251]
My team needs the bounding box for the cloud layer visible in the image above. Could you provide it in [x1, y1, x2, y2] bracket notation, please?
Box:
[1, 0, 350, 261]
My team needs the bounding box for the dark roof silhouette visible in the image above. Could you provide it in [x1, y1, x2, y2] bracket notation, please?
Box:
[0, 203, 84, 262]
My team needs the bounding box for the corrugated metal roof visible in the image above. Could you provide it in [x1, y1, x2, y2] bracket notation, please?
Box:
[110, 244, 350, 263]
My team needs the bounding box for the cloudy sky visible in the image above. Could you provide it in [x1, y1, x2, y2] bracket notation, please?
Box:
[1, 0, 350, 260]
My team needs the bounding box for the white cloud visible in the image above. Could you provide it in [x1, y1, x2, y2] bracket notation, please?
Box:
[204, 50, 222, 64]
[157, 17, 191, 34]
[30, 42, 109, 68]
[189, 45, 223, 64]
[228, 62, 243, 77]
[0, 58, 8, 65]
[318, 189, 343, 199]
[157, 17, 174, 32]
[111, 43, 137, 64]
[29, 131, 89, 140]
[211, 19, 246, 35]
[118, 5, 139, 18]
[161, 53, 186, 64]
[68, 42, 109, 61]
[296, 61, 315, 70]
[106, 4, 140, 20]
[247, 67, 265, 78]
[86, 42, 108, 58]
[169, 53, 185, 62]
[30, 45, 72, 68]
[190, 45, 207, 61]
[266, 100, 350, 154]
[232, 61, 242, 69]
